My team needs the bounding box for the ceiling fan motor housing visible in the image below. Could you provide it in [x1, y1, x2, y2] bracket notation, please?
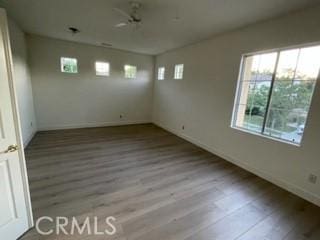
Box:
[130, 1, 142, 22]
[130, 1, 141, 10]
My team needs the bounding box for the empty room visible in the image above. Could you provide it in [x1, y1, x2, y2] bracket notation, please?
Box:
[1, 0, 320, 239]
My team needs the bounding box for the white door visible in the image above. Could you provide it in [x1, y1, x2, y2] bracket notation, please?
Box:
[0, 9, 33, 240]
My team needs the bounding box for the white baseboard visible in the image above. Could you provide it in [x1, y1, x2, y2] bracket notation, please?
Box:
[38, 120, 152, 131]
[153, 121, 320, 207]
[23, 130, 36, 148]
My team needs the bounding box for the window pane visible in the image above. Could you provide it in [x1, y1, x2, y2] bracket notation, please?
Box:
[238, 81, 271, 107]
[95, 61, 110, 76]
[124, 65, 137, 78]
[243, 53, 277, 81]
[235, 104, 266, 133]
[269, 80, 293, 110]
[264, 46, 320, 144]
[61, 57, 78, 73]
[264, 109, 303, 144]
[275, 49, 299, 80]
[252, 81, 272, 107]
[235, 53, 275, 133]
[295, 46, 320, 81]
[291, 80, 316, 109]
[158, 67, 165, 80]
[256, 52, 278, 81]
[174, 64, 184, 79]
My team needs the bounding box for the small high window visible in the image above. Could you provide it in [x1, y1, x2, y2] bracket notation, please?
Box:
[124, 65, 137, 79]
[232, 44, 320, 145]
[158, 67, 165, 80]
[61, 57, 78, 73]
[95, 61, 110, 76]
[174, 64, 184, 79]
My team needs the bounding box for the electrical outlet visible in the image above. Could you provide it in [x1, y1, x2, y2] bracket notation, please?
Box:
[182, 125, 185, 130]
[308, 174, 317, 184]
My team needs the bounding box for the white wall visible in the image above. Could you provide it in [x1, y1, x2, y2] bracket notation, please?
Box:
[153, 6, 320, 206]
[8, 19, 37, 147]
[27, 35, 154, 130]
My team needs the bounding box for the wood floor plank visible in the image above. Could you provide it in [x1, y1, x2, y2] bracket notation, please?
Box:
[20, 124, 320, 240]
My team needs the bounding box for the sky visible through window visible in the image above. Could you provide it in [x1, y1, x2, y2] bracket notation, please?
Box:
[96, 61, 110, 76]
[158, 67, 165, 80]
[174, 64, 184, 79]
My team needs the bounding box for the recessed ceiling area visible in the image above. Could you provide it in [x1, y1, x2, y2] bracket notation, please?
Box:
[1, 0, 320, 54]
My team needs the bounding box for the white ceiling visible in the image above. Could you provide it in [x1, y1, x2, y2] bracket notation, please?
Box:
[1, 0, 320, 55]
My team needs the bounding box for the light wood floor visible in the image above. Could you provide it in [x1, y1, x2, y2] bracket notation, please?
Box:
[21, 124, 320, 240]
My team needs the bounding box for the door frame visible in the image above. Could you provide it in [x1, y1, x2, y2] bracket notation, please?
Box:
[0, 8, 33, 230]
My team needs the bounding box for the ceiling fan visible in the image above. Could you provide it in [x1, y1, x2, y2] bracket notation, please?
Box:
[113, 1, 142, 28]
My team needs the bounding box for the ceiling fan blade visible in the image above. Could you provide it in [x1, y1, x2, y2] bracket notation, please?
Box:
[113, 7, 132, 20]
[115, 22, 128, 28]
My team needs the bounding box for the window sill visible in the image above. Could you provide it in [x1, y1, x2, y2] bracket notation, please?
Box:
[231, 126, 301, 147]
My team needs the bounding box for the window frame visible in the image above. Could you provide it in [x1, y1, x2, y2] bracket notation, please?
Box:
[231, 42, 320, 146]
[124, 64, 137, 79]
[95, 61, 110, 76]
[174, 64, 184, 80]
[60, 57, 78, 74]
[158, 67, 165, 80]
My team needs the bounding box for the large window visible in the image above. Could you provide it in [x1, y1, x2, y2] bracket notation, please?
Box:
[61, 57, 78, 73]
[95, 61, 110, 76]
[124, 65, 137, 79]
[174, 64, 184, 79]
[232, 45, 320, 145]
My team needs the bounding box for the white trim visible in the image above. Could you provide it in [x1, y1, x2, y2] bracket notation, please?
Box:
[38, 120, 151, 131]
[0, 8, 33, 228]
[230, 55, 245, 127]
[153, 121, 320, 207]
[23, 131, 36, 148]
[242, 40, 320, 57]
[231, 126, 300, 147]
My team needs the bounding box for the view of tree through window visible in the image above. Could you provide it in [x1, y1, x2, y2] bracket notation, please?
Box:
[233, 45, 320, 144]
[124, 65, 137, 79]
[61, 57, 78, 73]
